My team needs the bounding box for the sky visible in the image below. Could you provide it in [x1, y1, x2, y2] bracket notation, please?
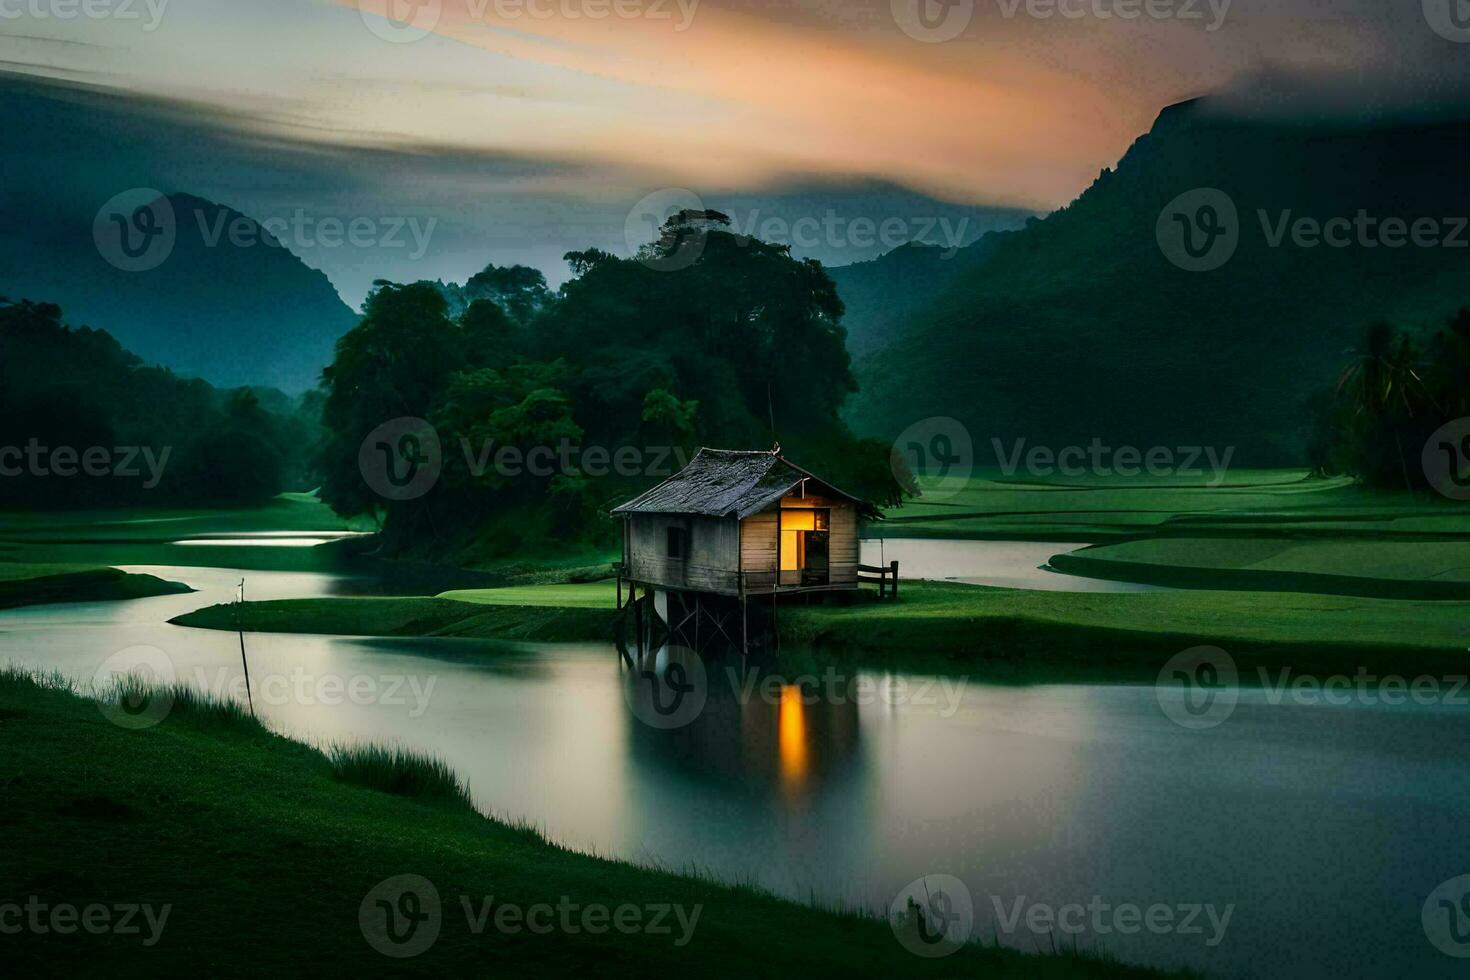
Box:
[2, 0, 1467, 304]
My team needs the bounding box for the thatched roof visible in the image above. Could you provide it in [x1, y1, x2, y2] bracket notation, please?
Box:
[611, 449, 860, 519]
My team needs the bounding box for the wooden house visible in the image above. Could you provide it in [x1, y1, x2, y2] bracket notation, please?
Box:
[613, 448, 863, 599]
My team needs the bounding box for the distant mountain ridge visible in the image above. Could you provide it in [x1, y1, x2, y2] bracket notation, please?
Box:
[847, 97, 1470, 462]
[0, 190, 358, 391]
[825, 236, 1014, 357]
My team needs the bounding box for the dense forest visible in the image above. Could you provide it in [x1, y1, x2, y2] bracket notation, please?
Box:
[316, 211, 905, 564]
[851, 99, 1470, 463]
[0, 298, 321, 508]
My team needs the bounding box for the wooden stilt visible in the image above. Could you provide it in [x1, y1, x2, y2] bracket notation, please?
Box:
[771, 592, 779, 655]
[633, 586, 644, 658]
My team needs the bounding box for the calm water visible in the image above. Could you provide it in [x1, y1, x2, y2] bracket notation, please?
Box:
[859, 538, 1168, 591]
[0, 543, 1464, 978]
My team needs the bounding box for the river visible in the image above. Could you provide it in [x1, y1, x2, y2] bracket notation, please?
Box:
[0, 539, 1464, 978]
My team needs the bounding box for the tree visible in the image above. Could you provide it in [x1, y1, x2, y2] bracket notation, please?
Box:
[463, 263, 551, 323]
[1317, 313, 1470, 491]
[318, 282, 464, 518]
[312, 214, 906, 559]
[1332, 322, 1433, 490]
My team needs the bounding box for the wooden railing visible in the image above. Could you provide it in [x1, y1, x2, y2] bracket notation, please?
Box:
[857, 560, 900, 599]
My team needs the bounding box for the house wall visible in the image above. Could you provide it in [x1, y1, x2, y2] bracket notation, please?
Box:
[739, 510, 779, 590]
[624, 513, 741, 595]
[740, 492, 859, 590]
[781, 492, 859, 586]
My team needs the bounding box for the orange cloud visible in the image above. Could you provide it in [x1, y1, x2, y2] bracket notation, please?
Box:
[344, 0, 1228, 207]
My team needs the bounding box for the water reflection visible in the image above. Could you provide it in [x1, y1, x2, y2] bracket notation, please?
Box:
[7, 564, 1470, 978]
[778, 685, 808, 796]
[622, 650, 863, 804]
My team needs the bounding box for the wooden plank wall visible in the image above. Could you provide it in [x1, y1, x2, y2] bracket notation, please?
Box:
[626, 514, 740, 595]
[780, 493, 859, 586]
[739, 510, 778, 583]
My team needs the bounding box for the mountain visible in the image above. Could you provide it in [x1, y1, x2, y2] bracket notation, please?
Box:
[847, 98, 1470, 463]
[826, 236, 1012, 357]
[0, 190, 357, 392]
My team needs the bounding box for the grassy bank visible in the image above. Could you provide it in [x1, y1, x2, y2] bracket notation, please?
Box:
[172, 595, 615, 642]
[0, 496, 622, 589]
[1050, 538, 1470, 600]
[0, 562, 191, 610]
[170, 580, 1470, 678]
[0, 669, 1172, 978]
[0, 493, 374, 573]
[778, 582, 1470, 677]
[879, 469, 1470, 542]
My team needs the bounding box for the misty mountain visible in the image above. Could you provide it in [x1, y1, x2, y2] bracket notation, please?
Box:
[0, 189, 357, 392]
[826, 236, 1012, 357]
[848, 97, 1470, 463]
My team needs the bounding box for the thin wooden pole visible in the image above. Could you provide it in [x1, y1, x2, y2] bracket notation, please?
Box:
[741, 594, 748, 658]
[235, 578, 256, 719]
[634, 586, 644, 658]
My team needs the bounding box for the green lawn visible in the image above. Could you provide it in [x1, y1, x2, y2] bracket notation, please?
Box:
[778, 581, 1470, 677]
[0, 670, 1172, 978]
[0, 492, 367, 542]
[172, 595, 615, 642]
[1051, 538, 1470, 599]
[439, 583, 617, 608]
[0, 562, 191, 610]
[0, 493, 373, 573]
[880, 468, 1470, 542]
[171, 580, 1470, 679]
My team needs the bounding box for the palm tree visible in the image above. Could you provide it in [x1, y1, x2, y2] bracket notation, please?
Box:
[1335, 322, 1433, 491]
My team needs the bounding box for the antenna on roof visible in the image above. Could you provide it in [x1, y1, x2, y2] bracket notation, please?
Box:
[766, 381, 778, 443]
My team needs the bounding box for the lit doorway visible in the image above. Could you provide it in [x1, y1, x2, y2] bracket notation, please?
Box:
[780, 508, 830, 586]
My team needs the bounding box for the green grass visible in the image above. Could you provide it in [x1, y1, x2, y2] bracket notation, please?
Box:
[0, 668, 1175, 978]
[879, 468, 1470, 542]
[0, 492, 366, 541]
[439, 582, 617, 608]
[171, 595, 615, 642]
[0, 493, 375, 573]
[325, 743, 474, 808]
[779, 581, 1470, 677]
[170, 580, 1470, 678]
[0, 561, 191, 609]
[1051, 538, 1470, 599]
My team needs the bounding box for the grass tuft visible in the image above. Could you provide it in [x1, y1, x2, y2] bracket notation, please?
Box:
[0, 664, 73, 694]
[324, 742, 473, 809]
[88, 672, 265, 733]
[155, 682, 263, 730]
